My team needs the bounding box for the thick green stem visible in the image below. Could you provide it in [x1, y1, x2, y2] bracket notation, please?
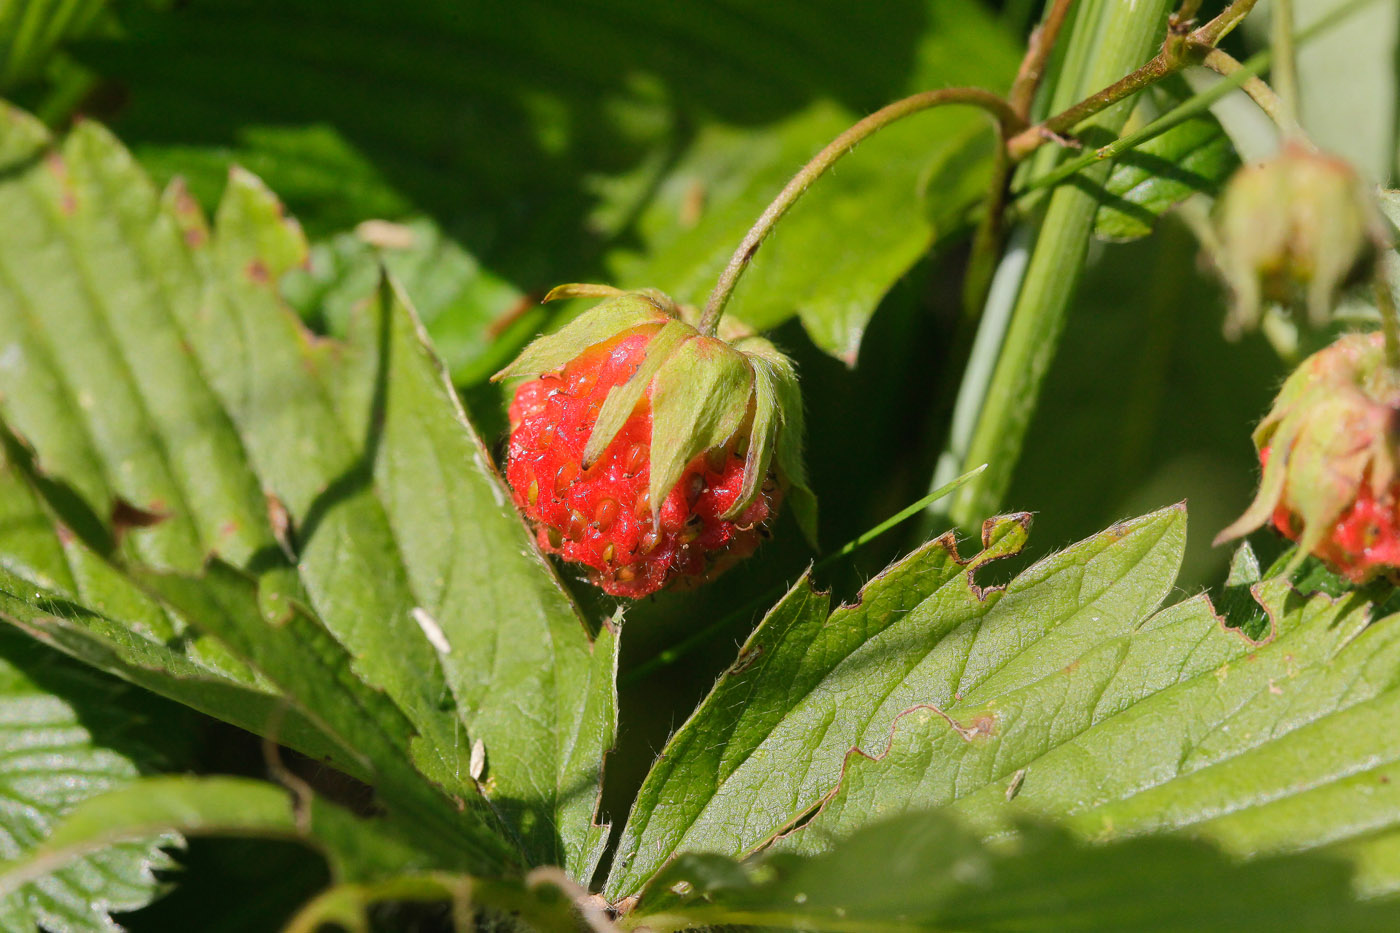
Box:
[1269, 0, 1302, 129]
[938, 0, 1179, 532]
[697, 88, 1024, 336]
[966, 0, 1075, 320]
[1013, 0, 1380, 202]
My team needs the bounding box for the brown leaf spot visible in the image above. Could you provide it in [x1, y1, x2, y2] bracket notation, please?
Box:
[963, 713, 997, 738]
[265, 492, 296, 560]
[111, 497, 169, 543]
[245, 259, 270, 285]
[727, 643, 764, 675]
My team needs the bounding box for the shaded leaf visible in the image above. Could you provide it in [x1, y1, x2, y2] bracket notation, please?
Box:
[80, 0, 1020, 363]
[0, 629, 187, 933]
[0, 775, 430, 905]
[1093, 86, 1241, 241]
[635, 810, 1400, 932]
[281, 217, 535, 386]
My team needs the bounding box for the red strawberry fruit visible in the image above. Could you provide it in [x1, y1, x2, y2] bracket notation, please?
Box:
[1218, 331, 1400, 582]
[495, 286, 816, 598]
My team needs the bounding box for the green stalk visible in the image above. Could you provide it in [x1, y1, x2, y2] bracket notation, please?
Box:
[1269, 0, 1302, 129]
[1375, 277, 1400, 373]
[935, 0, 1178, 533]
[1015, 0, 1381, 200]
[698, 89, 1023, 336]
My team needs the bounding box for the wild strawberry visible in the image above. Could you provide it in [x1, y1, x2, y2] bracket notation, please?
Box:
[495, 286, 816, 598]
[1217, 331, 1400, 582]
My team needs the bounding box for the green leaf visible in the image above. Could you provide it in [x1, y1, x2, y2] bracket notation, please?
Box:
[605, 505, 1186, 898]
[635, 810, 1400, 932]
[0, 628, 187, 933]
[0, 777, 296, 904]
[742, 562, 1400, 905]
[0, 774, 431, 904]
[0, 102, 617, 879]
[1093, 85, 1241, 242]
[78, 0, 1020, 363]
[282, 217, 536, 387]
[604, 0, 1021, 362]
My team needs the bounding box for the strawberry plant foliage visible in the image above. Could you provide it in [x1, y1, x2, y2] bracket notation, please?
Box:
[0, 630, 187, 933]
[0, 102, 615, 883]
[616, 504, 1400, 920]
[74, 0, 1021, 366]
[1, 0, 1400, 926]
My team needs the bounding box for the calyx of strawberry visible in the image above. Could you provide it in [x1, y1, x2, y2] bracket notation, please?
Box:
[493, 285, 818, 546]
[1214, 142, 1384, 337]
[1216, 331, 1400, 577]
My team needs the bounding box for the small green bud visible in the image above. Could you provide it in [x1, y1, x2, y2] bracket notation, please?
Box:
[1214, 142, 1384, 337]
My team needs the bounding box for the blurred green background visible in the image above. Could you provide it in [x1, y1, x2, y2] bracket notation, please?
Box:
[3, 0, 1396, 927]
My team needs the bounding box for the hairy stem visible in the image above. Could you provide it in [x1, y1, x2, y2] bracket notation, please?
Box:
[697, 88, 1024, 336]
[1009, 0, 1077, 117]
[1201, 48, 1289, 126]
[1013, 0, 1381, 202]
[1004, 0, 1263, 160]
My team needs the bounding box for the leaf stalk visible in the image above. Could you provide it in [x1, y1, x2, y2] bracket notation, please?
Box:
[697, 89, 1025, 337]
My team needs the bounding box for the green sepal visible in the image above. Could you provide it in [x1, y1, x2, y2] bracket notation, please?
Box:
[647, 337, 754, 523]
[728, 337, 818, 547]
[491, 291, 674, 382]
[582, 319, 694, 468]
[1215, 332, 1400, 575]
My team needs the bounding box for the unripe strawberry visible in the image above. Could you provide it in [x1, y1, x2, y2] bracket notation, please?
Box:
[1214, 142, 1384, 337]
[1216, 331, 1400, 581]
[494, 286, 816, 598]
